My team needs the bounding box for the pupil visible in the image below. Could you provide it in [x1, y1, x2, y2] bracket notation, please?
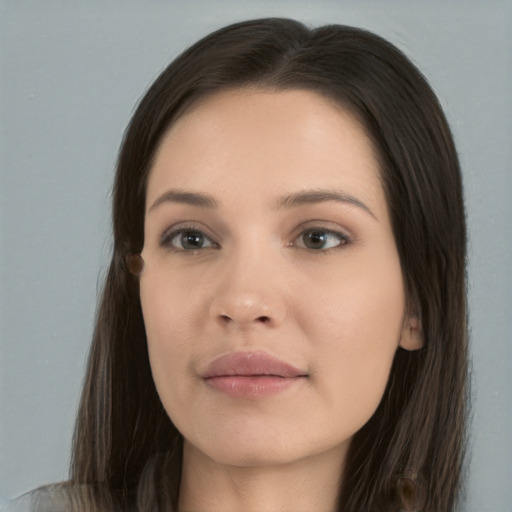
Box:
[306, 231, 326, 248]
[183, 231, 203, 249]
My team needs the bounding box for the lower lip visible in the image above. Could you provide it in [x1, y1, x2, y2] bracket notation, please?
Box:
[204, 375, 303, 398]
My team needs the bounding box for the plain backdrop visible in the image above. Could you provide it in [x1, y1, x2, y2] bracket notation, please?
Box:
[1, 1, 511, 510]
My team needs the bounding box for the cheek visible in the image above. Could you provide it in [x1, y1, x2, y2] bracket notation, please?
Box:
[140, 270, 206, 344]
[302, 256, 405, 419]
[139, 277, 202, 408]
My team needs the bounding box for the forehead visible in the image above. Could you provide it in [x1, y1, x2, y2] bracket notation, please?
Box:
[146, 88, 384, 213]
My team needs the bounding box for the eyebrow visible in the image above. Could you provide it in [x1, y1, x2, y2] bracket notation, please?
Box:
[147, 188, 376, 220]
[148, 190, 220, 213]
[275, 190, 377, 220]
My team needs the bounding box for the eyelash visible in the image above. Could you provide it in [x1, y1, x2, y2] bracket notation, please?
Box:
[292, 228, 351, 251]
[161, 227, 219, 252]
[160, 225, 351, 253]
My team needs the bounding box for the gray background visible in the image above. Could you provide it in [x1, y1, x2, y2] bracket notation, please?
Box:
[1, 1, 511, 510]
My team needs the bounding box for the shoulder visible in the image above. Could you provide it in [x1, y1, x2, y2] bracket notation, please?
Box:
[7, 483, 120, 512]
[8, 484, 70, 512]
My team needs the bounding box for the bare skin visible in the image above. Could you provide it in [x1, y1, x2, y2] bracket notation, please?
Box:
[179, 440, 344, 512]
[140, 88, 422, 512]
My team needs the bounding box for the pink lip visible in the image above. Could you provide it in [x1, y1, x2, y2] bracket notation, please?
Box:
[202, 352, 307, 398]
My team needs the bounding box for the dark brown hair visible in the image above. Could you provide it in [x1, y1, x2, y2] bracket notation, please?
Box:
[69, 18, 468, 512]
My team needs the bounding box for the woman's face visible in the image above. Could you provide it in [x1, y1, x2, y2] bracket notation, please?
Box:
[140, 88, 421, 468]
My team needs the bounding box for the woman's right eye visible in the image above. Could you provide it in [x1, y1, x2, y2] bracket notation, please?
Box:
[161, 228, 218, 251]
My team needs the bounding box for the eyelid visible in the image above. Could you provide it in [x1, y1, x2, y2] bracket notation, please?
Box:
[157, 220, 352, 251]
[292, 220, 352, 238]
[290, 223, 353, 250]
[160, 222, 220, 250]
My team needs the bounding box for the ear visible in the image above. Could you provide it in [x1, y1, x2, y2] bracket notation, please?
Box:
[399, 310, 423, 351]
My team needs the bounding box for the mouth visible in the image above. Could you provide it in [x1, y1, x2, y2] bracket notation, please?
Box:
[202, 351, 308, 398]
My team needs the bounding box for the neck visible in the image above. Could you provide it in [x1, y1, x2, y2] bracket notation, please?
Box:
[178, 441, 346, 512]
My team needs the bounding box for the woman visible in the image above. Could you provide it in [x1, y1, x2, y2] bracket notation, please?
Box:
[15, 17, 468, 512]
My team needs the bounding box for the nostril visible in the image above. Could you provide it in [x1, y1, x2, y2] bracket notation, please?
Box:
[218, 314, 271, 324]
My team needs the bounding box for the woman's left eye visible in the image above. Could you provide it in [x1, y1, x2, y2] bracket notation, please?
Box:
[293, 228, 350, 250]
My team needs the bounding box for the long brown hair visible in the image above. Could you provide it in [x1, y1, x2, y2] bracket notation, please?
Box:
[70, 18, 468, 512]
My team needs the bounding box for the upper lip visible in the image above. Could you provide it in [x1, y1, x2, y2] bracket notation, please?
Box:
[202, 351, 307, 379]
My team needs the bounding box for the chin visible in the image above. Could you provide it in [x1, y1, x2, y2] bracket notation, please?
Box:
[182, 418, 351, 470]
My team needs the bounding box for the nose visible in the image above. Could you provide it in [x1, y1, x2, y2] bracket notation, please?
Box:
[208, 253, 286, 329]
[210, 293, 286, 328]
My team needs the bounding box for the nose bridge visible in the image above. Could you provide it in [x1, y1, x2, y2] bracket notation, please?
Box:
[209, 232, 286, 328]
